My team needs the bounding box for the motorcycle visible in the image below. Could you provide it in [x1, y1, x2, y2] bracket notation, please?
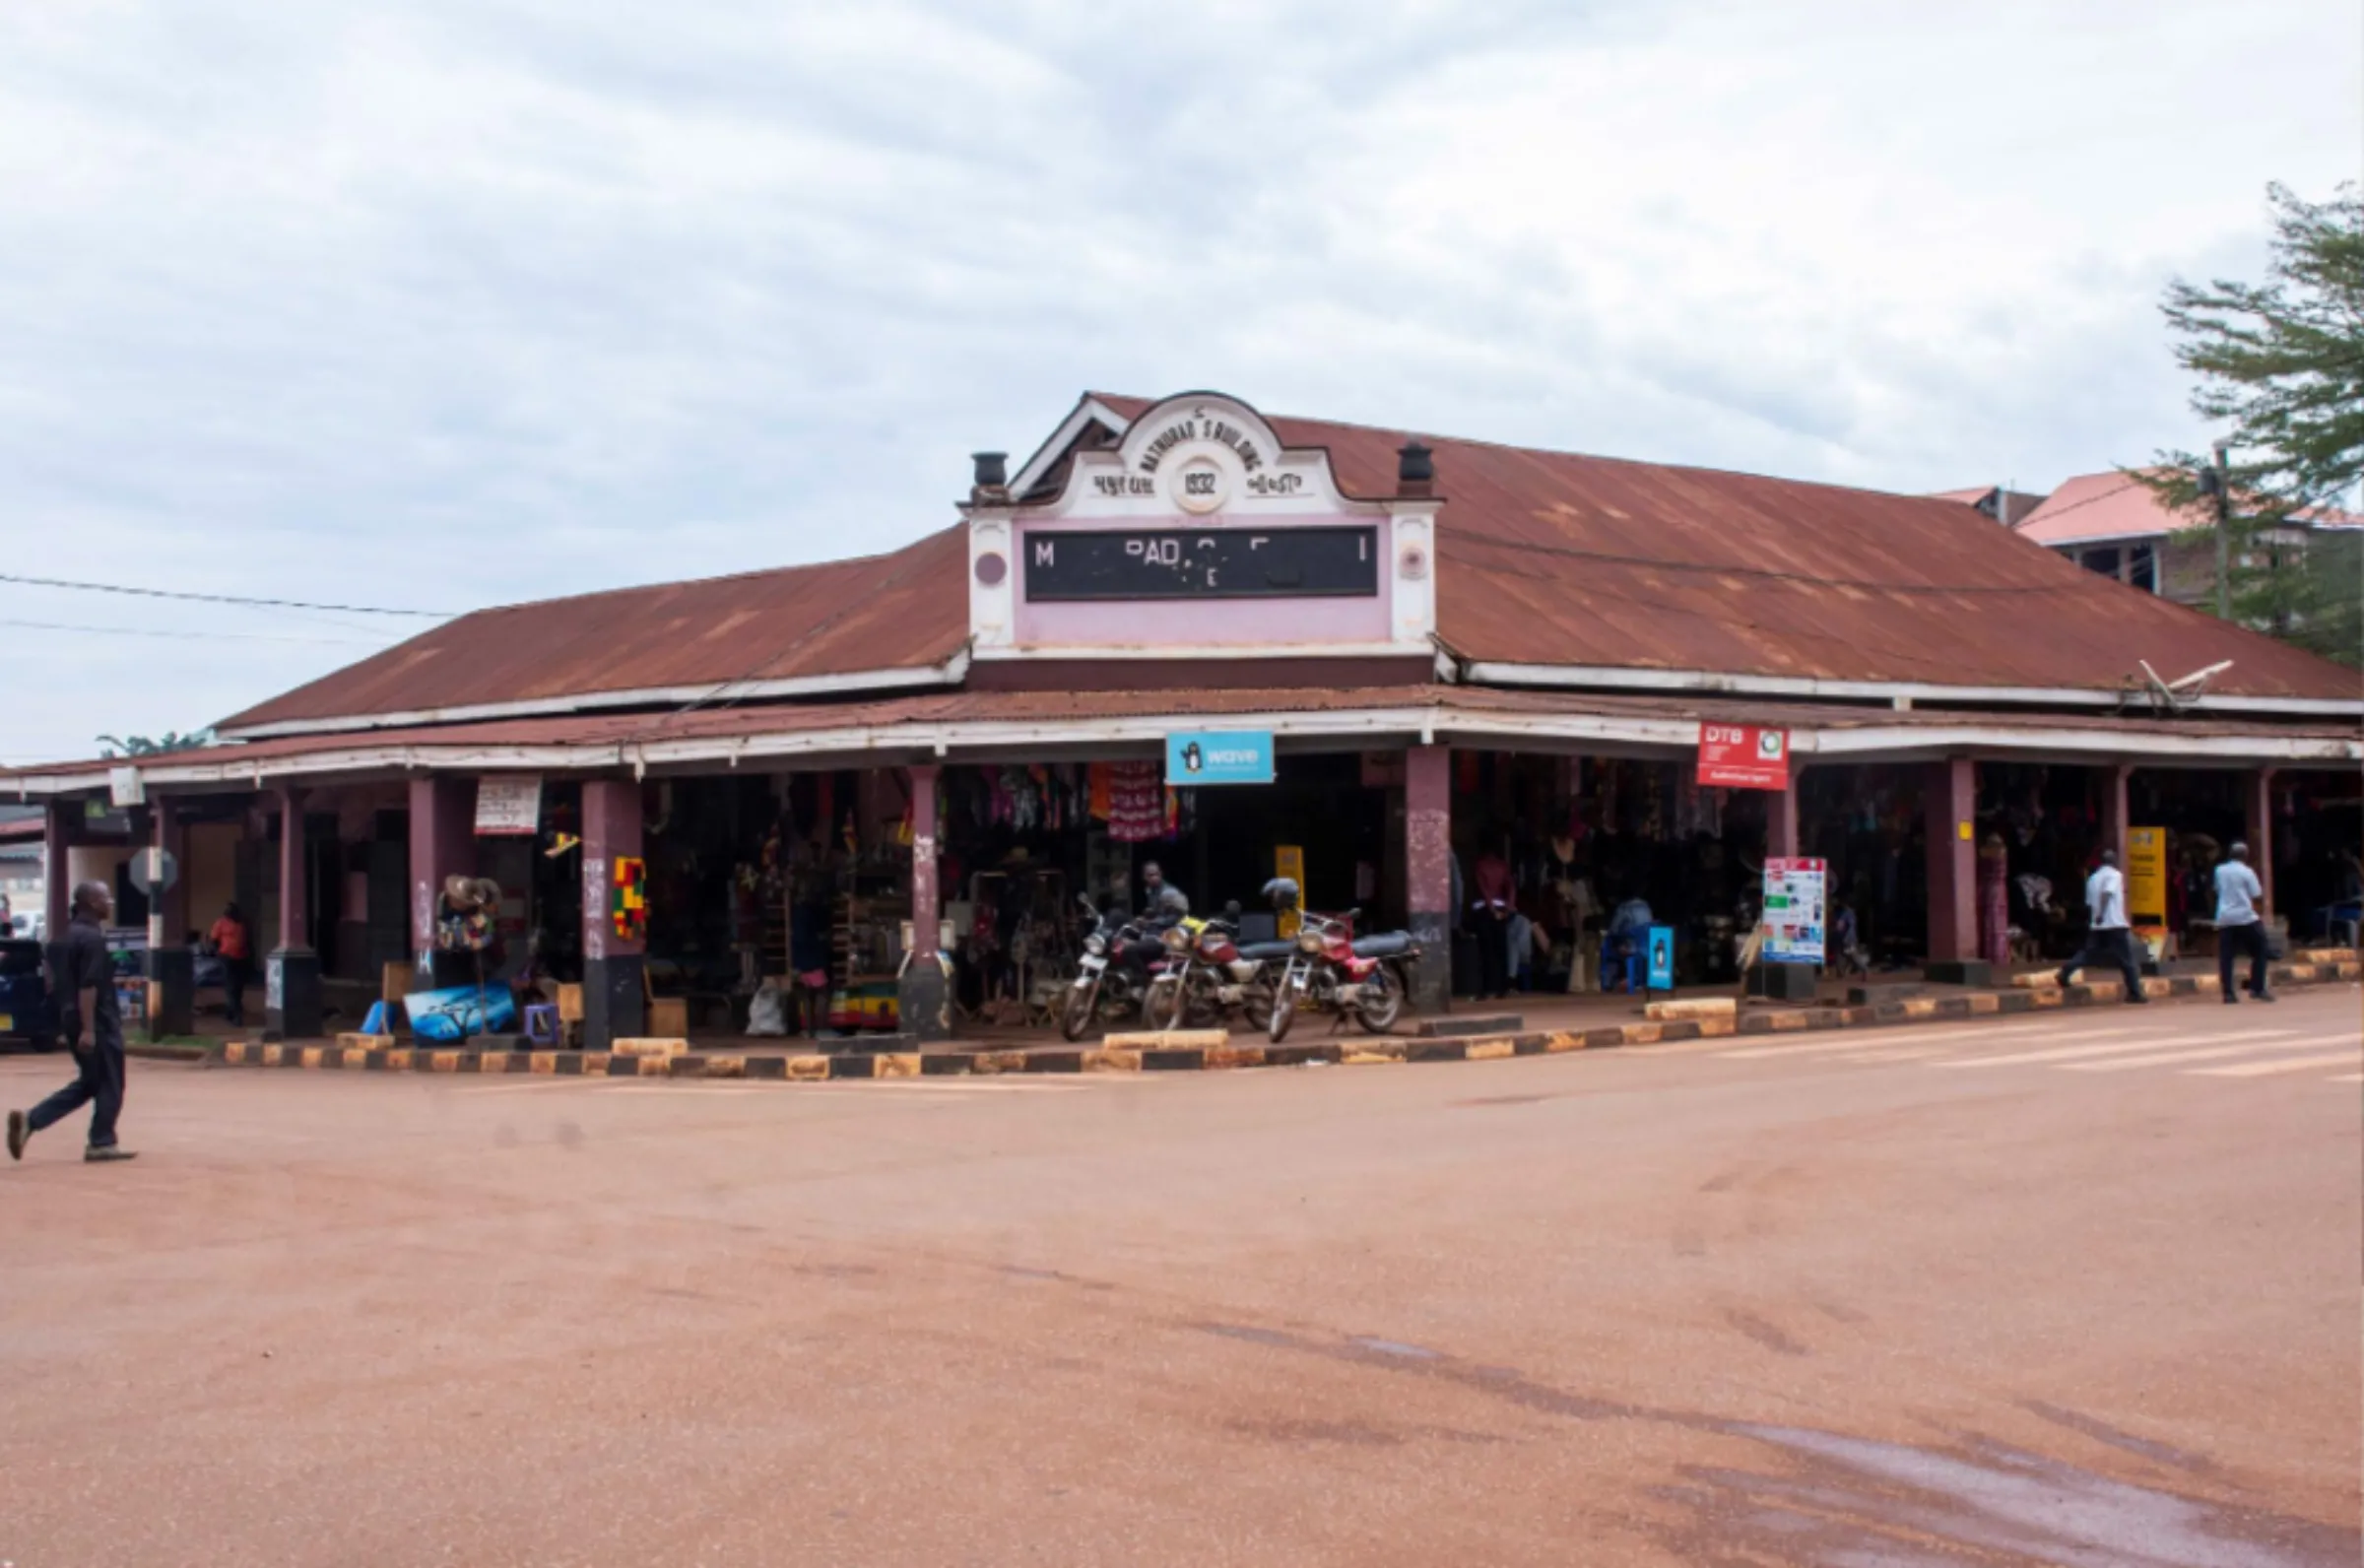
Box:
[1142, 903, 1288, 1031]
[1267, 906, 1419, 1043]
[1059, 896, 1158, 1041]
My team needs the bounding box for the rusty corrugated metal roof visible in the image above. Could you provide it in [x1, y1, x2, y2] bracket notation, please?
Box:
[1094, 396, 2356, 701]
[225, 394, 2361, 737]
[219, 525, 971, 732]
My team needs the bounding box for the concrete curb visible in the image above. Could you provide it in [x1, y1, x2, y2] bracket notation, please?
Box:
[204, 957, 2359, 1085]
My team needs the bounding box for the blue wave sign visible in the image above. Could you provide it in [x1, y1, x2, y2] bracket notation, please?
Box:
[1165, 731, 1275, 786]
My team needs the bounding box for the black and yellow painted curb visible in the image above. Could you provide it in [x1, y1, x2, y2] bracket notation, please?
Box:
[204, 957, 2360, 1085]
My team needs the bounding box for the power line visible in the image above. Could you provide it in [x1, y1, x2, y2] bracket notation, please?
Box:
[0, 617, 398, 646]
[0, 572, 453, 618]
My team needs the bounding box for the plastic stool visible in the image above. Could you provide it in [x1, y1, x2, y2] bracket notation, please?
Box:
[523, 1003, 559, 1046]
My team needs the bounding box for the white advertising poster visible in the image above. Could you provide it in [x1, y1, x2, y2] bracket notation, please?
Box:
[474, 776, 544, 836]
[1762, 856, 1827, 965]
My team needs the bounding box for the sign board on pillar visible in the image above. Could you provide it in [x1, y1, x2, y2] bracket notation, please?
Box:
[1762, 857, 1827, 963]
[1697, 725, 1790, 791]
[2127, 826, 2169, 925]
[133, 846, 177, 897]
[1645, 926, 1675, 991]
[108, 766, 145, 807]
[1165, 731, 1274, 786]
[474, 776, 544, 836]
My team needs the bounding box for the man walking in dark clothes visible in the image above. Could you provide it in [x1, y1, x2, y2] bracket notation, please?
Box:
[8, 881, 136, 1162]
[2056, 848, 2147, 1002]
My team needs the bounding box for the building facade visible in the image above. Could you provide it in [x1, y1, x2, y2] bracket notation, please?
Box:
[9, 392, 2360, 1047]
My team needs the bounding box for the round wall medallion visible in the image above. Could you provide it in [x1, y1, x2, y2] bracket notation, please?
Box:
[974, 551, 1007, 586]
[1399, 545, 1429, 581]
[1171, 456, 1228, 515]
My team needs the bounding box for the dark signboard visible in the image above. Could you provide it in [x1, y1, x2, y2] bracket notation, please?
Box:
[1023, 527, 1378, 601]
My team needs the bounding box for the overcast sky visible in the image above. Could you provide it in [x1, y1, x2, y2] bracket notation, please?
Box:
[1, 0, 2357, 764]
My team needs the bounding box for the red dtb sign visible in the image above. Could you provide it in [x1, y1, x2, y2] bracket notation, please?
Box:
[1697, 724, 1790, 790]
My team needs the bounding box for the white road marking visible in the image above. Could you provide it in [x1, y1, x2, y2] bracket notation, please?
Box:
[1716, 1024, 2130, 1060]
[2326, 1073, 2363, 1083]
[1939, 1029, 2304, 1069]
[2185, 1048, 2363, 1078]
[2065, 1037, 2328, 1073]
[1831, 1046, 1956, 1062]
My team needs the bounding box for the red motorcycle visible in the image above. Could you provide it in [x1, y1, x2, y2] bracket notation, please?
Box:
[1266, 904, 1418, 1042]
[1143, 905, 1286, 1031]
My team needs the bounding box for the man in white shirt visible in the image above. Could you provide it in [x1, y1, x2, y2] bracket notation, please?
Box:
[2213, 842, 2273, 1004]
[2056, 849, 2145, 1002]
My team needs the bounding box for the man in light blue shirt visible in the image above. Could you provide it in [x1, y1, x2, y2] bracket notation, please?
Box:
[2213, 842, 2272, 1004]
[2057, 849, 2145, 1001]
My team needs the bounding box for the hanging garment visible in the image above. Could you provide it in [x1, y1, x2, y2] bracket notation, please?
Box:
[1089, 763, 1114, 822]
[1107, 762, 1166, 843]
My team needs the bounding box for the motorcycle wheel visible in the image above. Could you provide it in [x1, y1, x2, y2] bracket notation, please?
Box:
[1355, 964, 1406, 1033]
[1268, 981, 1296, 1044]
[1155, 976, 1194, 1032]
[1059, 978, 1099, 1042]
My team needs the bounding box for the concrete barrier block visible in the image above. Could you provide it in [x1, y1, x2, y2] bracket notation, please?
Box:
[1644, 997, 1736, 1020]
[1101, 1028, 1229, 1050]
[612, 1037, 688, 1059]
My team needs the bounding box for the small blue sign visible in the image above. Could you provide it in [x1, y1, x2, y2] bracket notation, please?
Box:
[1645, 925, 1675, 991]
[1165, 730, 1275, 786]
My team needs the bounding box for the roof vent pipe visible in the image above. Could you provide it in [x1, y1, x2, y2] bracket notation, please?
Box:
[1397, 441, 1434, 497]
[970, 451, 1009, 501]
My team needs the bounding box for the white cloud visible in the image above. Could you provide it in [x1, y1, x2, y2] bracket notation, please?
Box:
[0, 0, 2354, 760]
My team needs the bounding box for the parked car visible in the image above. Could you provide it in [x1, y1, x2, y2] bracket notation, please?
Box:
[0, 937, 60, 1051]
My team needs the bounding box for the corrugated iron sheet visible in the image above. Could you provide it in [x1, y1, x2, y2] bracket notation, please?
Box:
[219, 526, 971, 731]
[226, 393, 2360, 734]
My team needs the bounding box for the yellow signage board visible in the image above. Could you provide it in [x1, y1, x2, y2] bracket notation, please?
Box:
[1276, 845, 1304, 937]
[2127, 825, 2168, 925]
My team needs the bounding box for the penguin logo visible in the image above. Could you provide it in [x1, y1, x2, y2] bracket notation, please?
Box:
[1182, 742, 1205, 774]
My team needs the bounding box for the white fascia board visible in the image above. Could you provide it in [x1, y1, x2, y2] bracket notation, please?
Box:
[968, 641, 1427, 663]
[1464, 661, 2364, 720]
[14, 705, 2356, 799]
[215, 656, 970, 743]
[1801, 726, 2363, 763]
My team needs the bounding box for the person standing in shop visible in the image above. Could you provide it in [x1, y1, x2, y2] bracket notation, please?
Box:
[2056, 849, 2145, 1003]
[1469, 851, 1516, 999]
[8, 881, 136, 1163]
[2213, 842, 2273, 1004]
[1141, 861, 1190, 926]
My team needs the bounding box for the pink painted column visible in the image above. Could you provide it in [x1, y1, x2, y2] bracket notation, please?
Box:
[898, 764, 949, 1040]
[2096, 764, 2130, 870]
[266, 784, 322, 1039]
[1406, 744, 1452, 1013]
[408, 776, 476, 978]
[580, 778, 644, 1051]
[2245, 768, 2276, 916]
[1766, 773, 1802, 861]
[1924, 757, 1978, 965]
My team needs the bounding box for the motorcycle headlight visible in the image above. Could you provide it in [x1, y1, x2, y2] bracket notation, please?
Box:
[1163, 927, 1192, 952]
[1084, 934, 1106, 955]
[1298, 933, 1324, 954]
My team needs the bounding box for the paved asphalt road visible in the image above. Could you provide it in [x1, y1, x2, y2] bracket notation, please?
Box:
[3, 988, 2357, 1566]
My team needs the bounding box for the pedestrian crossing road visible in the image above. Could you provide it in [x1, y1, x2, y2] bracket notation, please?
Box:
[1706, 996, 2361, 1086]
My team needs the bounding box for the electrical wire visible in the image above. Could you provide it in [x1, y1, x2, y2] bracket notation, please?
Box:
[0, 617, 397, 647]
[0, 572, 452, 617]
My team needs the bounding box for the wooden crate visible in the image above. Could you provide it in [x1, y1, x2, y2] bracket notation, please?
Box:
[381, 962, 416, 1005]
[648, 997, 689, 1038]
[555, 983, 585, 1023]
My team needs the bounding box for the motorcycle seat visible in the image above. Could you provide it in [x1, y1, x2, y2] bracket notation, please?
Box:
[1233, 941, 1295, 962]
[1349, 932, 1415, 959]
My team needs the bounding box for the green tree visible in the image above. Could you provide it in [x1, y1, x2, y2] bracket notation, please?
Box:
[2139, 183, 2364, 668]
[96, 730, 214, 758]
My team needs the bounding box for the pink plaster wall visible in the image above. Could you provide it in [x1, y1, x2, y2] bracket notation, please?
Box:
[1012, 514, 1394, 648]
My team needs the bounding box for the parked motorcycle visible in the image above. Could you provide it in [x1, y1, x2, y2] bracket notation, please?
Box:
[1267, 904, 1419, 1043]
[1060, 896, 1157, 1041]
[1143, 903, 1288, 1031]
